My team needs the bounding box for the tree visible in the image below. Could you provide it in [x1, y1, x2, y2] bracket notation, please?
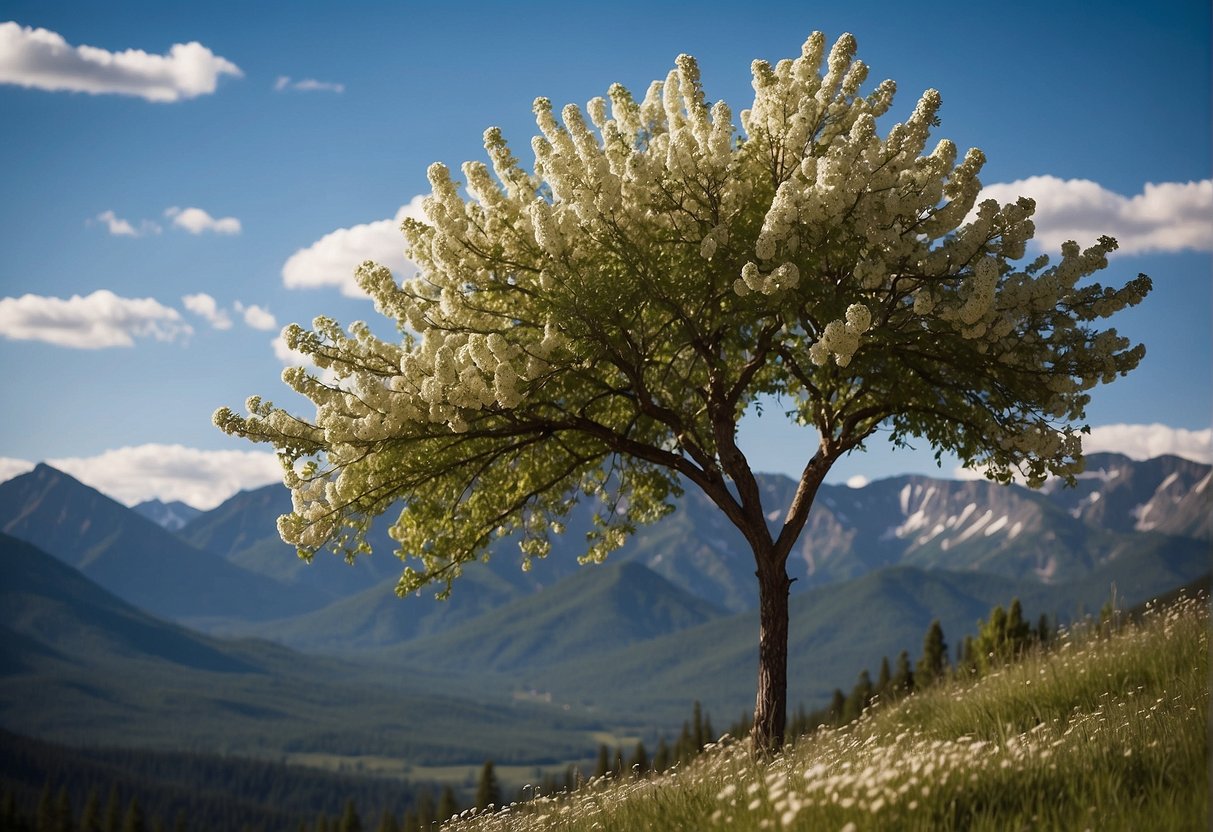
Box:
[842, 669, 874, 723]
[374, 810, 399, 832]
[337, 800, 361, 832]
[80, 788, 102, 832]
[436, 785, 459, 823]
[917, 619, 949, 688]
[652, 737, 670, 774]
[891, 649, 914, 697]
[875, 655, 892, 701]
[120, 799, 144, 832]
[629, 741, 649, 777]
[475, 760, 501, 811]
[216, 31, 1150, 752]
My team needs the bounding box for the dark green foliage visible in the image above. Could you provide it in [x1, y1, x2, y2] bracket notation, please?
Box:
[691, 701, 705, 753]
[593, 746, 609, 779]
[474, 762, 500, 811]
[891, 650, 914, 698]
[842, 670, 874, 723]
[916, 619, 949, 688]
[436, 786, 458, 824]
[0, 731, 424, 832]
[973, 597, 1036, 672]
[651, 738, 670, 774]
[79, 789, 101, 832]
[102, 787, 120, 832]
[336, 800, 360, 832]
[828, 689, 846, 726]
[373, 810, 398, 832]
[875, 656, 891, 702]
[120, 798, 144, 832]
[628, 743, 648, 778]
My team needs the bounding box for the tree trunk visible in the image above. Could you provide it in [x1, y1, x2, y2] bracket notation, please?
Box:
[751, 552, 792, 753]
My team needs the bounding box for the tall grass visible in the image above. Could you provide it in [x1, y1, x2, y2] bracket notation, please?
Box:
[441, 593, 1208, 831]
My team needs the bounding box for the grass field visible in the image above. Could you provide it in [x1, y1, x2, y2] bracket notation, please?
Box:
[439, 592, 1209, 831]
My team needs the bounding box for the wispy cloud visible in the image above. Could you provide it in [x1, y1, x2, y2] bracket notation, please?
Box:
[0, 289, 191, 349]
[274, 74, 344, 94]
[954, 422, 1213, 481]
[282, 196, 426, 297]
[182, 292, 233, 330]
[165, 206, 241, 235]
[0, 445, 282, 510]
[93, 209, 160, 237]
[0, 21, 241, 102]
[1084, 423, 1212, 464]
[977, 177, 1213, 255]
[235, 301, 277, 331]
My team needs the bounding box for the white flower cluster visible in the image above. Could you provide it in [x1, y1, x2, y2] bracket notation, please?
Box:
[809, 303, 872, 367]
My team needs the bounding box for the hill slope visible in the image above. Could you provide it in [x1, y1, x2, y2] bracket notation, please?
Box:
[444, 590, 1210, 832]
[0, 533, 599, 764]
[0, 465, 322, 621]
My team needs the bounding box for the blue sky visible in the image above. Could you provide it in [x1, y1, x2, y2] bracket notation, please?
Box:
[0, 1, 1209, 508]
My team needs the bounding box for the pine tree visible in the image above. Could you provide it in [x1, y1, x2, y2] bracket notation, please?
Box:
[102, 788, 121, 832]
[413, 789, 434, 829]
[703, 714, 715, 747]
[916, 619, 949, 687]
[629, 742, 649, 777]
[437, 786, 458, 822]
[313, 812, 330, 832]
[652, 738, 670, 774]
[400, 811, 418, 832]
[676, 721, 694, 764]
[593, 745, 609, 779]
[475, 761, 501, 811]
[375, 809, 400, 832]
[120, 798, 145, 832]
[958, 635, 978, 675]
[54, 788, 72, 832]
[842, 669, 874, 723]
[1, 791, 18, 832]
[1037, 612, 1051, 646]
[891, 649, 915, 697]
[337, 800, 361, 832]
[692, 701, 705, 752]
[37, 783, 54, 832]
[876, 656, 892, 702]
[828, 689, 846, 726]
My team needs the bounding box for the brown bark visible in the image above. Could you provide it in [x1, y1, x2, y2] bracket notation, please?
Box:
[751, 551, 792, 753]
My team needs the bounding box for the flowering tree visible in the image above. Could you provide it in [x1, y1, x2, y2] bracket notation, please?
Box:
[215, 32, 1150, 751]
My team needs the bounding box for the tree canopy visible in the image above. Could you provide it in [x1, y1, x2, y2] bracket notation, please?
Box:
[215, 31, 1149, 749]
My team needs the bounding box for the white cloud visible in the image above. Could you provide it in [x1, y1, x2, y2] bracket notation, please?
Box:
[182, 292, 233, 329]
[0, 457, 35, 483]
[977, 176, 1213, 255]
[166, 206, 241, 235]
[92, 210, 161, 237]
[0, 289, 192, 349]
[1083, 423, 1212, 464]
[845, 475, 870, 489]
[954, 423, 1212, 481]
[0, 21, 241, 102]
[0, 445, 283, 510]
[274, 75, 344, 94]
[282, 195, 426, 297]
[235, 301, 277, 331]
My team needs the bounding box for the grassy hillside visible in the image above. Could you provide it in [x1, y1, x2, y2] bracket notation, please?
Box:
[441, 591, 1209, 831]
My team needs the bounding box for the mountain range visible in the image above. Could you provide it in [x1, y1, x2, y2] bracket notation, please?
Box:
[0, 452, 1208, 763]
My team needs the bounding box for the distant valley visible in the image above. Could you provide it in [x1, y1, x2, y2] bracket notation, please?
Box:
[0, 453, 1208, 764]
